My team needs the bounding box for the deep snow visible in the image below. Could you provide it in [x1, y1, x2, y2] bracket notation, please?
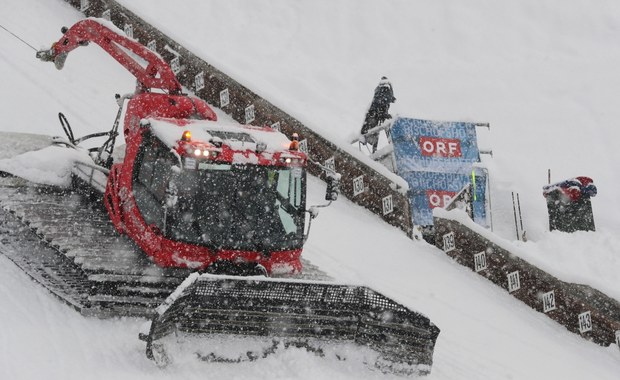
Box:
[0, 0, 619, 379]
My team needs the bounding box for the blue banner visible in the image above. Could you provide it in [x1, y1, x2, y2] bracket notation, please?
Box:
[390, 117, 487, 226]
[391, 118, 481, 174]
[401, 171, 487, 226]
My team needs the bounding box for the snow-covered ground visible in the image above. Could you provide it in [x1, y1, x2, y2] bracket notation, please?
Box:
[0, 0, 619, 379]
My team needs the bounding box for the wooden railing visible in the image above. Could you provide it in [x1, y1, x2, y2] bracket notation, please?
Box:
[434, 212, 620, 348]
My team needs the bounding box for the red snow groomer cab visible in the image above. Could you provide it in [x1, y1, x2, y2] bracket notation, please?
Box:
[37, 18, 311, 275]
[108, 117, 308, 275]
[35, 19, 440, 374]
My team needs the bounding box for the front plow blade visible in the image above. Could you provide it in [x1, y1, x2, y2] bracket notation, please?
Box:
[142, 274, 440, 376]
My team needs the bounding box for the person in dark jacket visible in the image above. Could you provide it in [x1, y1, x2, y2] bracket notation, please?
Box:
[360, 76, 396, 153]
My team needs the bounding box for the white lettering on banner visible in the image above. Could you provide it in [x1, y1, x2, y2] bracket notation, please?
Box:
[578, 311, 592, 334]
[194, 72, 204, 92]
[428, 193, 440, 208]
[427, 190, 456, 209]
[474, 251, 487, 272]
[220, 89, 230, 108]
[507, 271, 521, 293]
[382, 195, 393, 215]
[124, 24, 133, 39]
[429, 194, 453, 208]
[419, 136, 462, 158]
[81, 0, 90, 11]
[542, 291, 557, 313]
[421, 141, 433, 152]
[422, 141, 459, 156]
[442, 232, 455, 253]
[102, 9, 111, 21]
[353, 175, 365, 196]
[270, 122, 281, 131]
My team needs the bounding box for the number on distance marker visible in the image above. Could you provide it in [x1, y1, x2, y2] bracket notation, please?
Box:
[578, 311, 592, 334]
[542, 290, 556, 313]
[442, 232, 455, 253]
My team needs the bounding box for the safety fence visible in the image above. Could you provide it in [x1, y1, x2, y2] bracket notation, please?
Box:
[434, 213, 620, 349]
[65, 0, 413, 236]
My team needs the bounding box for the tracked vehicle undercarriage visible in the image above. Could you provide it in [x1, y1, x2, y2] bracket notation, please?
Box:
[0, 175, 328, 317]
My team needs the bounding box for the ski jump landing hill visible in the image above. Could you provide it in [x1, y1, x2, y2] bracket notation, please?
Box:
[61, 0, 620, 353]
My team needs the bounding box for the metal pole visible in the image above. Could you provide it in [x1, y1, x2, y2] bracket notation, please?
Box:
[511, 192, 520, 241]
[482, 168, 493, 231]
[517, 193, 526, 241]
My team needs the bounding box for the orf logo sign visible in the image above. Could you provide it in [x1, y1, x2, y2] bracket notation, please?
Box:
[419, 136, 462, 158]
[427, 190, 456, 209]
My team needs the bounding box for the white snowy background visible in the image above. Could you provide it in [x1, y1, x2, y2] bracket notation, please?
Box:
[1, 0, 619, 379]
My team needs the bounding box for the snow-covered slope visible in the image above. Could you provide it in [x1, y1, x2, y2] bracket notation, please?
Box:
[0, 0, 619, 379]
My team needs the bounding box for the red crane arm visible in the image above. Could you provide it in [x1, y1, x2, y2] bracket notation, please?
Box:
[37, 19, 182, 94]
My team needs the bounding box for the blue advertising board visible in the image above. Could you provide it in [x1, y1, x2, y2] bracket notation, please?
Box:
[401, 170, 487, 226]
[391, 117, 481, 174]
[390, 117, 487, 226]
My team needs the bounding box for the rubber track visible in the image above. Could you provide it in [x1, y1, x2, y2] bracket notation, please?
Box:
[0, 177, 330, 318]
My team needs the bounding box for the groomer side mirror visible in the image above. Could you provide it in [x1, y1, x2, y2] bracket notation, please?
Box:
[325, 174, 340, 201]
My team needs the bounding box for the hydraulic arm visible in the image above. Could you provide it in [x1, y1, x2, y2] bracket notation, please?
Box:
[36, 18, 182, 94]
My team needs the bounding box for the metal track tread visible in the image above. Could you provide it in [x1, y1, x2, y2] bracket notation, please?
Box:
[0, 178, 188, 316]
[0, 176, 331, 318]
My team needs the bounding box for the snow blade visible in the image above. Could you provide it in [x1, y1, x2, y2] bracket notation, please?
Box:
[142, 274, 440, 376]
